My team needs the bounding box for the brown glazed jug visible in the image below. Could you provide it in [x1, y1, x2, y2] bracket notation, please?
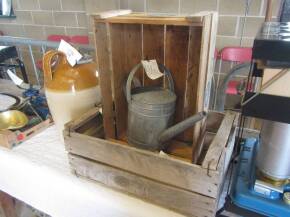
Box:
[43, 50, 101, 141]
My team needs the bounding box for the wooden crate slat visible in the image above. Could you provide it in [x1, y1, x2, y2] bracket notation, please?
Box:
[142, 24, 165, 86]
[94, 15, 204, 26]
[95, 22, 115, 139]
[110, 23, 143, 138]
[181, 26, 203, 142]
[202, 112, 236, 170]
[64, 107, 101, 134]
[165, 25, 190, 133]
[191, 14, 212, 153]
[69, 154, 216, 217]
[204, 13, 218, 111]
[65, 132, 221, 198]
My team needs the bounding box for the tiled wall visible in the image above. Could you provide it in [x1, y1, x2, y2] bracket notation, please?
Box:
[0, 0, 281, 47]
[0, 0, 281, 86]
[0, 0, 89, 40]
[118, 0, 280, 49]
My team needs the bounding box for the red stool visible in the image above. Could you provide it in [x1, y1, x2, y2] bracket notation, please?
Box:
[71, 35, 89, 45]
[47, 34, 71, 42]
[219, 47, 252, 95]
[220, 47, 252, 63]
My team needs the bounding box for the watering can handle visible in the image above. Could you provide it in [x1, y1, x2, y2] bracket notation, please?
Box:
[43, 50, 67, 85]
[126, 63, 175, 103]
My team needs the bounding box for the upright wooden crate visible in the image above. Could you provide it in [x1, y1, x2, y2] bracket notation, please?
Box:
[94, 12, 218, 148]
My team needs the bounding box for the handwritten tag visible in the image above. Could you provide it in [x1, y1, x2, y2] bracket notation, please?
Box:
[58, 40, 82, 67]
[141, 60, 163, 80]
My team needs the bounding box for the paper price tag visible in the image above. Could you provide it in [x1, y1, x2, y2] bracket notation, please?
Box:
[141, 59, 163, 80]
[58, 40, 82, 67]
[7, 69, 23, 85]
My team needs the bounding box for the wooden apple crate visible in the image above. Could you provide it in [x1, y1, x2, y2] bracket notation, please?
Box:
[64, 107, 237, 217]
[64, 12, 238, 217]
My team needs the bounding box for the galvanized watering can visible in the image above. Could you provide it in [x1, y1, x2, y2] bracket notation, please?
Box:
[126, 62, 206, 151]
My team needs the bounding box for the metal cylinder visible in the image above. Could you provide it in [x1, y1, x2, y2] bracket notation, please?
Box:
[127, 90, 176, 150]
[257, 120, 290, 180]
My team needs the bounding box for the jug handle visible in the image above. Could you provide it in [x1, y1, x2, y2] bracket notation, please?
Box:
[126, 62, 175, 103]
[43, 50, 67, 84]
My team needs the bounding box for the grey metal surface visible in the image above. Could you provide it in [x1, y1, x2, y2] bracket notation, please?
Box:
[0, 36, 94, 51]
[126, 63, 205, 150]
[158, 111, 206, 145]
[126, 63, 176, 150]
[28, 45, 40, 85]
[257, 120, 290, 180]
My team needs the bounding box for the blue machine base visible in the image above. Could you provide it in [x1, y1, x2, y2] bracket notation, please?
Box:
[231, 138, 290, 217]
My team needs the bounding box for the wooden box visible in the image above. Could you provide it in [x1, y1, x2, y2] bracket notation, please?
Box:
[64, 12, 237, 217]
[94, 12, 218, 147]
[0, 118, 52, 149]
[64, 107, 236, 217]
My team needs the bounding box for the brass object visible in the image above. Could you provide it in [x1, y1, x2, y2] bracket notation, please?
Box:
[0, 110, 29, 130]
[283, 192, 290, 205]
[257, 169, 288, 187]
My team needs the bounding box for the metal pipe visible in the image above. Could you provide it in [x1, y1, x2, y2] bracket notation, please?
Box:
[41, 45, 45, 55]
[0, 36, 94, 51]
[28, 45, 40, 85]
[215, 62, 251, 112]
[158, 111, 206, 145]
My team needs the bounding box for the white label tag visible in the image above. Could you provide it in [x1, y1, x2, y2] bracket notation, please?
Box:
[7, 69, 23, 85]
[141, 60, 163, 80]
[58, 40, 82, 67]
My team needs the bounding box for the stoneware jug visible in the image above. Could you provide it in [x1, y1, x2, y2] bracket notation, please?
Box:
[43, 50, 101, 141]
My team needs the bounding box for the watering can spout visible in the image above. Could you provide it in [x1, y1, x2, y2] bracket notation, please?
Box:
[158, 111, 207, 145]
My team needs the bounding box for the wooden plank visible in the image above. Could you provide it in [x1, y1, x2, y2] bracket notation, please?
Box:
[165, 25, 190, 135]
[0, 131, 13, 149]
[94, 14, 203, 26]
[195, 132, 216, 165]
[192, 13, 214, 154]
[69, 154, 216, 217]
[181, 26, 202, 142]
[223, 127, 236, 175]
[192, 124, 207, 164]
[204, 12, 218, 112]
[65, 133, 220, 198]
[95, 22, 115, 139]
[142, 24, 164, 86]
[205, 111, 224, 133]
[92, 9, 132, 19]
[64, 107, 101, 136]
[202, 112, 236, 170]
[262, 68, 290, 97]
[110, 23, 142, 139]
[0, 191, 17, 217]
[165, 140, 192, 160]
